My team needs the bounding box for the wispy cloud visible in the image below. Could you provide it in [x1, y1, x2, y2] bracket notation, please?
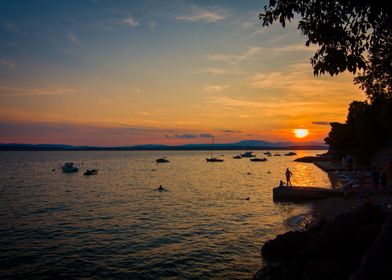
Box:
[0, 59, 16, 68]
[199, 133, 213, 138]
[67, 32, 81, 45]
[204, 84, 231, 93]
[2, 22, 19, 32]
[246, 62, 356, 97]
[176, 6, 228, 22]
[207, 44, 316, 66]
[207, 46, 261, 65]
[312, 121, 331, 125]
[165, 133, 213, 139]
[208, 96, 324, 112]
[195, 68, 241, 75]
[0, 121, 179, 146]
[121, 16, 139, 27]
[0, 85, 76, 96]
[92, 15, 140, 30]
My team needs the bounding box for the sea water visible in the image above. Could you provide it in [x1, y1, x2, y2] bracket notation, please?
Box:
[0, 150, 329, 279]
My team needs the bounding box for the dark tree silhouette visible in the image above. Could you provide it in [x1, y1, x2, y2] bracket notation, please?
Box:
[259, 0, 391, 98]
[324, 97, 392, 162]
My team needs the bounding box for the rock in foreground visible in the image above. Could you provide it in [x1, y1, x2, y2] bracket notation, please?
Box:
[254, 205, 387, 280]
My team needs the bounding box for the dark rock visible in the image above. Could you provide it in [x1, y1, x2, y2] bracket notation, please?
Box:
[254, 205, 387, 280]
[262, 231, 312, 261]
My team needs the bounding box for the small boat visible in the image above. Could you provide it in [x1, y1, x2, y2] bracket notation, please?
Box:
[241, 151, 256, 158]
[156, 158, 170, 163]
[62, 162, 79, 173]
[264, 151, 272, 156]
[233, 155, 242, 159]
[284, 152, 297, 156]
[206, 136, 224, 162]
[206, 158, 224, 162]
[250, 157, 268, 162]
[84, 169, 98, 176]
[274, 153, 281, 156]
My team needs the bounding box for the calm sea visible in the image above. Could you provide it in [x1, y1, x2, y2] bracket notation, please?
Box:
[0, 150, 329, 279]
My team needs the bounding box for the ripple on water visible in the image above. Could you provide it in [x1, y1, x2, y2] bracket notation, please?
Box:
[0, 150, 329, 278]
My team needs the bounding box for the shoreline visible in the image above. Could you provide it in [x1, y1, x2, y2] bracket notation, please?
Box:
[254, 160, 392, 279]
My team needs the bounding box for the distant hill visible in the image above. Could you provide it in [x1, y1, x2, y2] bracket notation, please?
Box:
[0, 140, 327, 151]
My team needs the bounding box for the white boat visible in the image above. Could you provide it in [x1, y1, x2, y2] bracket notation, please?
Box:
[62, 162, 79, 173]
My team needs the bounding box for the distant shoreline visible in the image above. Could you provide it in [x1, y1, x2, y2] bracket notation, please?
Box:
[0, 145, 328, 151]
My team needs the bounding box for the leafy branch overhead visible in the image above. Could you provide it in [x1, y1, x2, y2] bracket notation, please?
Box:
[259, 0, 391, 98]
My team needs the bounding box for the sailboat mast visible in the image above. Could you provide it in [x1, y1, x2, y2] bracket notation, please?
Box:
[210, 136, 214, 158]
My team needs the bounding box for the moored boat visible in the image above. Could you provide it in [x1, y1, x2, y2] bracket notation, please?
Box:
[62, 162, 79, 173]
[241, 151, 256, 157]
[84, 169, 98, 176]
[250, 157, 268, 162]
[156, 158, 170, 163]
[206, 136, 224, 162]
[206, 158, 224, 162]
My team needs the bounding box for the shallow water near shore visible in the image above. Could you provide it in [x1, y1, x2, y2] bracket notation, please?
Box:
[0, 150, 329, 279]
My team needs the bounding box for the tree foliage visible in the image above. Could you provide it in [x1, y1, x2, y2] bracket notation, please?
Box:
[259, 0, 392, 98]
[325, 97, 392, 161]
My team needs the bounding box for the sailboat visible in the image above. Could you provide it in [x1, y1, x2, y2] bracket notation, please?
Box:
[206, 136, 224, 162]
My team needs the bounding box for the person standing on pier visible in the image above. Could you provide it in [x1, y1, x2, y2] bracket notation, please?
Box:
[285, 168, 293, 187]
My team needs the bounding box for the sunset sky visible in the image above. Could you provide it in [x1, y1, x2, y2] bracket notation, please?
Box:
[0, 0, 366, 146]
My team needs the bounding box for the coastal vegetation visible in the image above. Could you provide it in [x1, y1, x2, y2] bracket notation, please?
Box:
[260, 0, 392, 163]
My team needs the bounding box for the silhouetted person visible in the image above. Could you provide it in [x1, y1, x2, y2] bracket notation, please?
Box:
[279, 180, 284, 188]
[157, 185, 164, 191]
[285, 168, 293, 186]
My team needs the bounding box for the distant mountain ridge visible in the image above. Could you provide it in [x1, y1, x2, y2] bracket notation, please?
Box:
[0, 140, 327, 151]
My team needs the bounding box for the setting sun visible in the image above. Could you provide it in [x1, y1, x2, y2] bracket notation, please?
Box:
[293, 128, 309, 138]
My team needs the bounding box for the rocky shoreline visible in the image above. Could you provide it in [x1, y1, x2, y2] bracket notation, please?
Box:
[253, 203, 390, 280]
[253, 159, 392, 280]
